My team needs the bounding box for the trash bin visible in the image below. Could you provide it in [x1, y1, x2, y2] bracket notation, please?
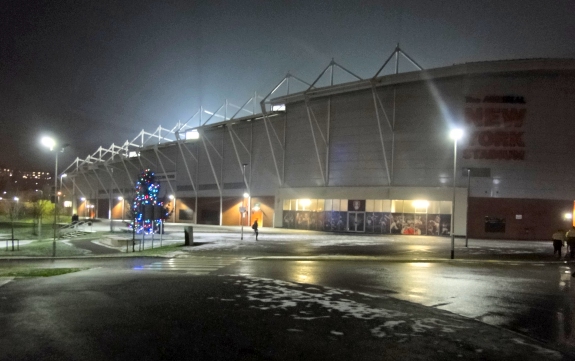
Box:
[184, 226, 193, 245]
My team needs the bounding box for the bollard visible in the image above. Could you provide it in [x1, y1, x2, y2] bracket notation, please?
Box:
[184, 226, 194, 246]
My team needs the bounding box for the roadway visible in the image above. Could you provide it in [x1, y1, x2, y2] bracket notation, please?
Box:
[0, 226, 573, 360]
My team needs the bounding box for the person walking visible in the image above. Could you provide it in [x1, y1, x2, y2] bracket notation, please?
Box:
[552, 229, 565, 257]
[252, 219, 259, 241]
[565, 227, 575, 259]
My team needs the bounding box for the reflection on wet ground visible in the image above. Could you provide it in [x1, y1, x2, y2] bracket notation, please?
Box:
[240, 259, 575, 351]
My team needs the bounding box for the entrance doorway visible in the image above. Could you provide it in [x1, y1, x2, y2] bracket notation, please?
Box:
[251, 209, 263, 228]
[347, 212, 365, 232]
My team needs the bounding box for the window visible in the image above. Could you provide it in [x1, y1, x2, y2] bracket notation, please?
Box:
[317, 199, 325, 211]
[485, 217, 505, 233]
[297, 199, 314, 211]
[332, 199, 340, 211]
[391, 200, 404, 213]
[366, 200, 374, 212]
[324, 199, 332, 212]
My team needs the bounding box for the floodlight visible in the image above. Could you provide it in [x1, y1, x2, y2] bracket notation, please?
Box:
[41, 136, 56, 150]
[449, 128, 463, 140]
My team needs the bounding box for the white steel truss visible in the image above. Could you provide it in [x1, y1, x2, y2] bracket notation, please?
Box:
[61, 44, 425, 216]
[303, 59, 363, 186]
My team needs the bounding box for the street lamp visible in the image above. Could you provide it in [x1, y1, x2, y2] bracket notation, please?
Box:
[241, 163, 248, 240]
[449, 128, 464, 260]
[59, 174, 67, 220]
[169, 195, 175, 223]
[41, 136, 59, 257]
[41, 136, 70, 257]
[118, 196, 124, 221]
[80, 197, 86, 219]
[60, 173, 67, 192]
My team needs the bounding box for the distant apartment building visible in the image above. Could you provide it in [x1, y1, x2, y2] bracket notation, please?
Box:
[0, 168, 52, 192]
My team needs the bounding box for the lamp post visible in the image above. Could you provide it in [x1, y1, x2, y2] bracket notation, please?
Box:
[169, 195, 175, 223]
[60, 174, 67, 193]
[465, 168, 471, 247]
[449, 128, 464, 260]
[118, 196, 124, 221]
[41, 136, 59, 257]
[11, 197, 19, 250]
[241, 163, 248, 240]
[81, 197, 86, 219]
[58, 174, 66, 223]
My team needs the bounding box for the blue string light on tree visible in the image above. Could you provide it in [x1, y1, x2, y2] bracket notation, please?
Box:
[130, 169, 168, 234]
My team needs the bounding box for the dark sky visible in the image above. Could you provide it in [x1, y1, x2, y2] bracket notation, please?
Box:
[1, 0, 574, 172]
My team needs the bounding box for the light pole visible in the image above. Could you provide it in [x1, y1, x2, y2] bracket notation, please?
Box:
[169, 195, 175, 223]
[118, 196, 124, 221]
[58, 174, 66, 222]
[81, 197, 86, 219]
[41, 136, 59, 257]
[465, 168, 471, 247]
[241, 163, 248, 240]
[59, 174, 66, 220]
[449, 128, 464, 260]
[11, 197, 19, 250]
[60, 174, 67, 193]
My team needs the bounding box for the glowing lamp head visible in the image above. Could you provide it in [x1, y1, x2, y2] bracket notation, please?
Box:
[168, 195, 174, 200]
[243, 193, 249, 198]
[565, 213, 573, 220]
[41, 136, 56, 150]
[449, 128, 464, 141]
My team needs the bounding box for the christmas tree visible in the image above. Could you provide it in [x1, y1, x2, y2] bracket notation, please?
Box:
[131, 169, 167, 234]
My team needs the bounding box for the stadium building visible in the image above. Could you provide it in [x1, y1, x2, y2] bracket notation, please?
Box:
[62, 47, 575, 240]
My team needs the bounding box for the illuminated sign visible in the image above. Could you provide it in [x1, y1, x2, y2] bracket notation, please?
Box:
[463, 95, 526, 161]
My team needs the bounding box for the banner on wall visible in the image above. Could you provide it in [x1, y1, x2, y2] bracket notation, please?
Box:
[348, 200, 366, 212]
[463, 95, 526, 161]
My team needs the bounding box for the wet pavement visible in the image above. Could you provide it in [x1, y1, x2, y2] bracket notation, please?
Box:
[2, 225, 575, 358]
[0, 270, 570, 360]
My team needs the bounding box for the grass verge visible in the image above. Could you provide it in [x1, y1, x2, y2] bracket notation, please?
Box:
[0, 240, 89, 257]
[0, 268, 85, 277]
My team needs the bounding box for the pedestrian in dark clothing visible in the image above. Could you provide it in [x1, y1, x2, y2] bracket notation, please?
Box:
[552, 229, 565, 257]
[566, 227, 575, 259]
[252, 219, 259, 241]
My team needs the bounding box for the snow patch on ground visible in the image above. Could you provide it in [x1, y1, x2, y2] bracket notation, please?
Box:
[221, 276, 483, 339]
[511, 338, 562, 359]
[0, 277, 14, 288]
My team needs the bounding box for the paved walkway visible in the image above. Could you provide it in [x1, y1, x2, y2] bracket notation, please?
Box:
[69, 239, 120, 255]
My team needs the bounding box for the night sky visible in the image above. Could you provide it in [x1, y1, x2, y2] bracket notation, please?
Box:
[1, 0, 574, 172]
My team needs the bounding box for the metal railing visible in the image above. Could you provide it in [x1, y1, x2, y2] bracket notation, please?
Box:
[58, 221, 94, 238]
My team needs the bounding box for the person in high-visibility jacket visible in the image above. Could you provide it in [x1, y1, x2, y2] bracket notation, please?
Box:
[552, 229, 565, 257]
